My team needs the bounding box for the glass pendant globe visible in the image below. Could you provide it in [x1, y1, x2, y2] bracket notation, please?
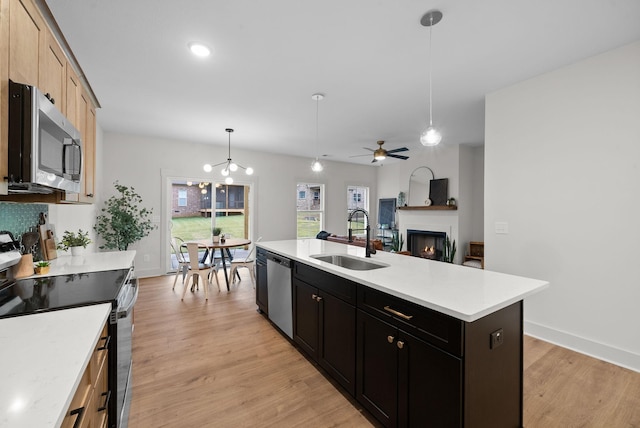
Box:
[221, 168, 229, 176]
[420, 126, 442, 146]
[203, 164, 212, 172]
[229, 162, 238, 172]
[311, 159, 323, 172]
[225, 176, 234, 185]
[245, 167, 254, 175]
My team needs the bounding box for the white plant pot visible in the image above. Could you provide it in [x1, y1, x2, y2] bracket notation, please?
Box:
[70, 246, 85, 256]
[213, 236, 220, 243]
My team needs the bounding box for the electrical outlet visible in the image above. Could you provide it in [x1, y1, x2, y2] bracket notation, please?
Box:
[490, 328, 504, 349]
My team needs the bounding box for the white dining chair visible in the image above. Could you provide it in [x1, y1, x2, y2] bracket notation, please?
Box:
[182, 243, 221, 300]
[230, 237, 262, 287]
[170, 237, 189, 290]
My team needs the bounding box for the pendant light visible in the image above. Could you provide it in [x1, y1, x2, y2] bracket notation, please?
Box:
[420, 10, 443, 147]
[203, 128, 254, 185]
[311, 93, 324, 172]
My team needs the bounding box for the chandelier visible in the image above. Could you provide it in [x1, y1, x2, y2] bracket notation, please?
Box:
[203, 128, 254, 185]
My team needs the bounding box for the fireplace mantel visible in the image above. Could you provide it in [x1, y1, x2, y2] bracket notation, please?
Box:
[398, 205, 457, 211]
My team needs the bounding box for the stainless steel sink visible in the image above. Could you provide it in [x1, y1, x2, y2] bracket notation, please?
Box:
[310, 254, 389, 270]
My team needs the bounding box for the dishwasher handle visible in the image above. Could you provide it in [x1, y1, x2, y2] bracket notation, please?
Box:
[266, 252, 292, 268]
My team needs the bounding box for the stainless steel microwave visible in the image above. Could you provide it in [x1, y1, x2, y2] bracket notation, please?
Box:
[7, 80, 82, 194]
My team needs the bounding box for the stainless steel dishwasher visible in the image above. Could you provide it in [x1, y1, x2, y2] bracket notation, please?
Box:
[266, 252, 293, 338]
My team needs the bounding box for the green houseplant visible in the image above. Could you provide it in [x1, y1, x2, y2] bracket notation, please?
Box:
[442, 236, 457, 263]
[57, 229, 92, 255]
[212, 227, 222, 243]
[34, 260, 50, 275]
[94, 182, 156, 251]
[390, 232, 404, 253]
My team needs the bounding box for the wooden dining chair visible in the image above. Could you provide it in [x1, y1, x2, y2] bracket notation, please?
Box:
[181, 243, 221, 300]
[230, 237, 262, 287]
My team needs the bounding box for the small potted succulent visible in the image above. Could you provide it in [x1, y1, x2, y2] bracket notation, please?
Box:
[57, 229, 92, 256]
[212, 227, 222, 243]
[34, 260, 51, 275]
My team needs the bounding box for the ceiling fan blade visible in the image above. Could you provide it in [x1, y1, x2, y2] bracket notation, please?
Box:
[386, 147, 409, 154]
[387, 153, 409, 160]
[371, 158, 378, 163]
[349, 153, 373, 158]
[362, 147, 375, 152]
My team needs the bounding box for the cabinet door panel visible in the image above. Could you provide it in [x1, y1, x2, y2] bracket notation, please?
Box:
[357, 310, 398, 427]
[293, 278, 318, 358]
[318, 291, 356, 396]
[9, 0, 44, 86]
[255, 257, 268, 314]
[398, 331, 462, 428]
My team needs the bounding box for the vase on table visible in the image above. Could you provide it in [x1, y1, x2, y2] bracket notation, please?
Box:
[70, 246, 85, 256]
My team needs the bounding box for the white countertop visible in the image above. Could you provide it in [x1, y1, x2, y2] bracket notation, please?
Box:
[258, 239, 549, 322]
[0, 304, 111, 428]
[30, 250, 136, 278]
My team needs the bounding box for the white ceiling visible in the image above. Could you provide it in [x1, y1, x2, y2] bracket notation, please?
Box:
[45, 0, 640, 166]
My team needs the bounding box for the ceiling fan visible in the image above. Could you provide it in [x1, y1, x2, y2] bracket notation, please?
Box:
[351, 141, 410, 163]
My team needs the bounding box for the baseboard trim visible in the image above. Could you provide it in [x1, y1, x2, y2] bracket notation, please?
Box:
[525, 321, 640, 373]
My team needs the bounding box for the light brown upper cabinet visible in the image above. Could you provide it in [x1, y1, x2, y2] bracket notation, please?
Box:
[1, 0, 99, 202]
[39, 26, 66, 113]
[8, 0, 45, 87]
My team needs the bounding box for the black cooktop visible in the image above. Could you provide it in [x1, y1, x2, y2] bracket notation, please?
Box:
[0, 269, 130, 319]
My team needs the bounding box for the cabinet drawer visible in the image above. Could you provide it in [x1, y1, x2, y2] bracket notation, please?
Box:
[90, 323, 109, 384]
[294, 263, 356, 304]
[61, 368, 92, 428]
[358, 286, 463, 356]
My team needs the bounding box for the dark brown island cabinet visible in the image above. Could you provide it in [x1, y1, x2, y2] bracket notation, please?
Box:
[276, 260, 524, 428]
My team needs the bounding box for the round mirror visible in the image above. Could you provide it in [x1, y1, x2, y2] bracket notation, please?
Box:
[407, 166, 434, 206]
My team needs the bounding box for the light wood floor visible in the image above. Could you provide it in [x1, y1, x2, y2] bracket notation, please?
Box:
[130, 273, 640, 427]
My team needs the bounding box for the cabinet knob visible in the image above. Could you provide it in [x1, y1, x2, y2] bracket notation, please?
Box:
[397, 341, 405, 349]
[316, 296, 323, 302]
[387, 335, 395, 344]
[311, 293, 317, 300]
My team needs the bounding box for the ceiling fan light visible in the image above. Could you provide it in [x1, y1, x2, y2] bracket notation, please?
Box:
[420, 126, 442, 146]
[225, 176, 234, 185]
[374, 149, 386, 160]
[245, 167, 254, 175]
[311, 159, 324, 172]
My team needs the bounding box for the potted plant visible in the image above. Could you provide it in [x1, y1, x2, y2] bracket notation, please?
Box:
[34, 260, 51, 275]
[94, 182, 156, 251]
[442, 236, 457, 263]
[390, 232, 404, 253]
[212, 227, 222, 243]
[57, 229, 92, 256]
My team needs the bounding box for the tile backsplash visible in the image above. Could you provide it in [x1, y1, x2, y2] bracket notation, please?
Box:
[0, 202, 48, 259]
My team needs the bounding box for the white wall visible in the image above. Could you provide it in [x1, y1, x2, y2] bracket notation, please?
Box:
[98, 133, 376, 277]
[485, 41, 640, 371]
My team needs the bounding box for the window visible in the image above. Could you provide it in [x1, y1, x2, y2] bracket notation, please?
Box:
[178, 189, 187, 207]
[297, 183, 324, 238]
[347, 186, 369, 237]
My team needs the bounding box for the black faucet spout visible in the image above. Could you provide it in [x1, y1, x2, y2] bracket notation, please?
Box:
[347, 208, 376, 257]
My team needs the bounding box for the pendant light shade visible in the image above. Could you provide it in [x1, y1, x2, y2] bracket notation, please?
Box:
[311, 93, 324, 172]
[420, 10, 443, 147]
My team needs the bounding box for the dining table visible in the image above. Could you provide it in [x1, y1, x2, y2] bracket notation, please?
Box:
[184, 238, 251, 291]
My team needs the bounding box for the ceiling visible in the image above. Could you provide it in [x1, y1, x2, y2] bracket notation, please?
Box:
[44, 0, 640, 166]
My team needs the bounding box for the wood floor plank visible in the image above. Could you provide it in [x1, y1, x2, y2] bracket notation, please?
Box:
[129, 274, 640, 427]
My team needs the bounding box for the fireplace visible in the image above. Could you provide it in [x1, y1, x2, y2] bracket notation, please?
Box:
[406, 229, 447, 261]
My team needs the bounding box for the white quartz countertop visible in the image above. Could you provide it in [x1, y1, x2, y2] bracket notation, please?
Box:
[29, 250, 136, 278]
[258, 239, 549, 322]
[0, 304, 111, 428]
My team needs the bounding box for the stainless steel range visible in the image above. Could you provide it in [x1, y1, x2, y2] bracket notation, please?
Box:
[0, 231, 137, 428]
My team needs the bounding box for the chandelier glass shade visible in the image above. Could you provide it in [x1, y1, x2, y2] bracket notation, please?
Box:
[203, 128, 253, 185]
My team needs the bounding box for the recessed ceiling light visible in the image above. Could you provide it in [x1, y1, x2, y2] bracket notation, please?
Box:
[188, 42, 211, 57]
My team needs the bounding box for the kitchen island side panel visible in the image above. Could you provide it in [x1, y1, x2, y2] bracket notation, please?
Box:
[464, 301, 523, 427]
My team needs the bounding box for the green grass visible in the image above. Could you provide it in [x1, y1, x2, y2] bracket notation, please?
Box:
[171, 215, 246, 241]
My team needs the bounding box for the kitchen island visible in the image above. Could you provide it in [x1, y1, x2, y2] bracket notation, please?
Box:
[257, 239, 548, 427]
